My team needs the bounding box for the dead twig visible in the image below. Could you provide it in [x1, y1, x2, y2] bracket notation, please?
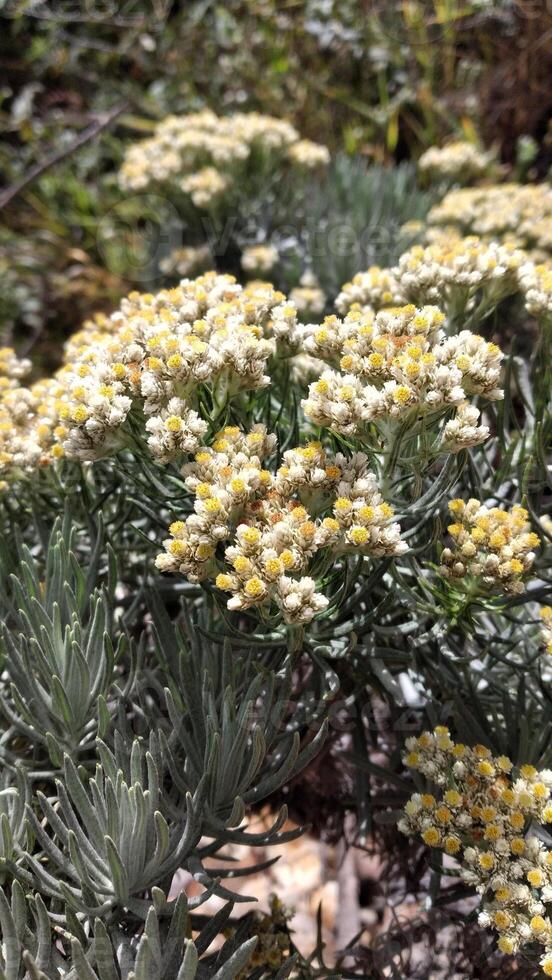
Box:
[0, 101, 128, 210]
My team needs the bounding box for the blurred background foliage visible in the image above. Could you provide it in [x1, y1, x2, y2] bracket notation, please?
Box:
[1, 0, 552, 367]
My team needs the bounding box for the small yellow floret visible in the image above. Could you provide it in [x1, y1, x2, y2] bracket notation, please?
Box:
[480, 805, 496, 823]
[195, 543, 213, 561]
[508, 558, 524, 575]
[421, 794, 436, 808]
[264, 558, 283, 577]
[393, 385, 412, 405]
[495, 887, 510, 902]
[447, 523, 462, 538]
[168, 540, 186, 557]
[279, 550, 295, 569]
[349, 526, 369, 546]
[229, 478, 246, 494]
[477, 761, 494, 777]
[196, 482, 213, 499]
[422, 827, 440, 847]
[478, 852, 495, 871]
[169, 521, 186, 536]
[509, 811, 525, 830]
[242, 527, 261, 545]
[167, 354, 184, 370]
[497, 937, 515, 955]
[530, 915, 547, 934]
[244, 577, 266, 599]
[444, 790, 462, 807]
[72, 405, 89, 424]
[493, 911, 511, 930]
[233, 556, 251, 574]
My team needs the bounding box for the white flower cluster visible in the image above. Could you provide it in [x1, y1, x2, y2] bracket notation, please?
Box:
[0, 274, 303, 474]
[423, 224, 463, 247]
[418, 141, 493, 183]
[441, 402, 490, 453]
[286, 139, 330, 168]
[0, 349, 37, 482]
[289, 271, 326, 318]
[0, 346, 31, 389]
[519, 261, 552, 319]
[0, 373, 69, 486]
[540, 607, 552, 656]
[301, 304, 503, 437]
[335, 266, 404, 315]
[241, 244, 279, 274]
[289, 353, 327, 386]
[400, 727, 552, 975]
[159, 244, 212, 278]
[180, 167, 229, 207]
[393, 237, 525, 309]
[119, 110, 329, 206]
[155, 428, 406, 624]
[440, 498, 541, 596]
[62, 275, 305, 462]
[428, 182, 552, 258]
[0, 392, 41, 486]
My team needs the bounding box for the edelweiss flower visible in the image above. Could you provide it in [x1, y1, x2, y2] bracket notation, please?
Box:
[0, 273, 306, 480]
[400, 727, 552, 971]
[155, 428, 406, 624]
[418, 141, 493, 183]
[393, 237, 525, 309]
[335, 266, 404, 314]
[439, 498, 541, 595]
[428, 182, 552, 258]
[301, 304, 502, 441]
[241, 244, 279, 274]
[119, 110, 329, 206]
[519, 261, 552, 319]
[159, 244, 212, 277]
[440, 403, 489, 452]
[289, 272, 326, 318]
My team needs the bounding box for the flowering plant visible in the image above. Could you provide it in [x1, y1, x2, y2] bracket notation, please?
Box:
[0, 128, 550, 978]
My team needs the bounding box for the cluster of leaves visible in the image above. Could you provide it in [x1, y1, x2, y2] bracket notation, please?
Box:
[0, 512, 332, 977]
